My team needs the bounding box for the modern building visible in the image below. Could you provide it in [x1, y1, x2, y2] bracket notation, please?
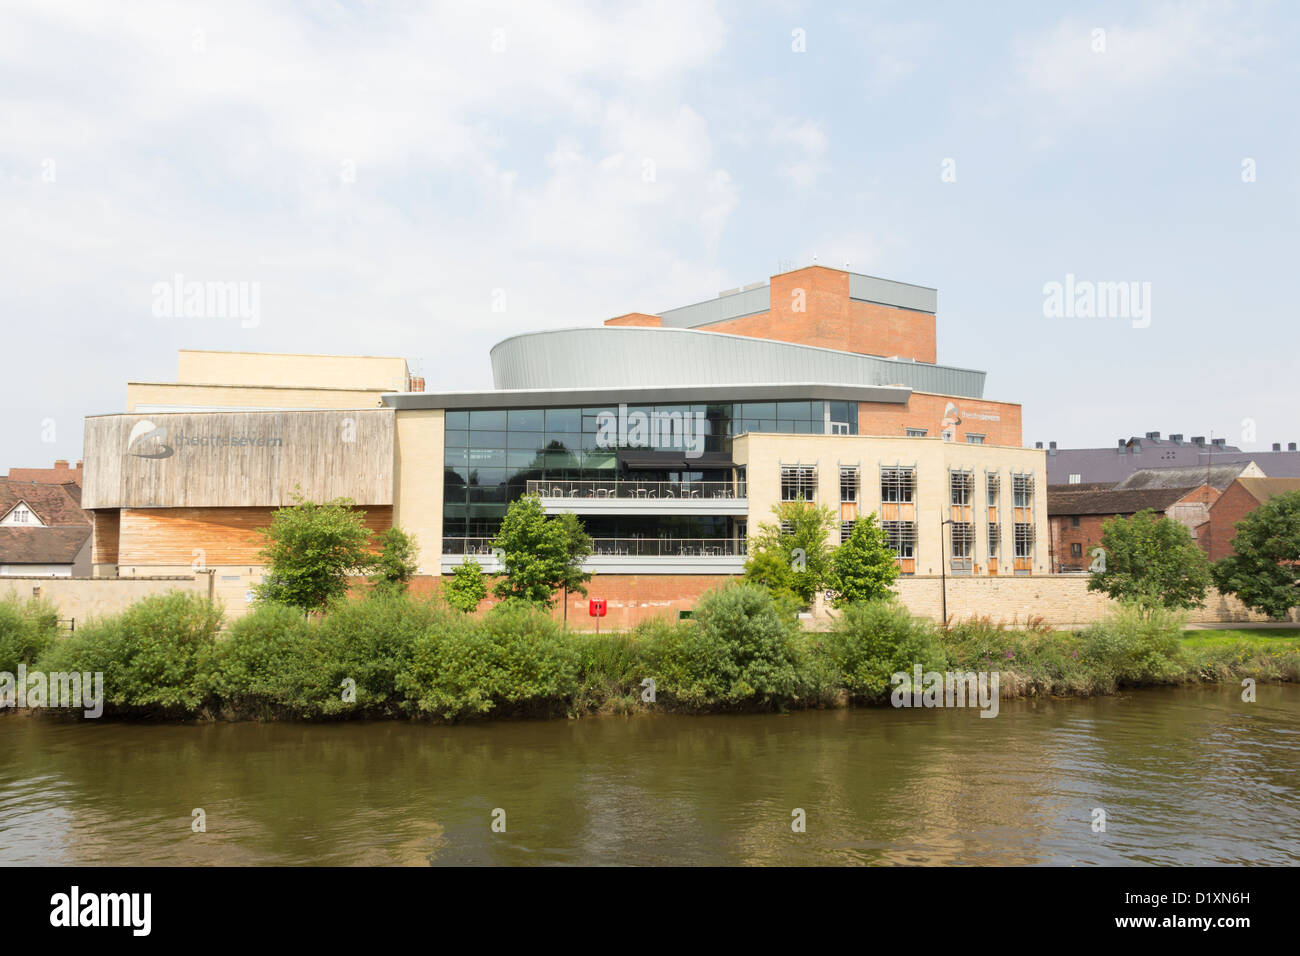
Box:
[81, 264, 1048, 621]
[1043, 432, 1300, 485]
[0, 478, 92, 577]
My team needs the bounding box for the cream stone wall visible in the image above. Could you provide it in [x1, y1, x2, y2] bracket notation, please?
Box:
[0, 575, 208, 624]
[393, 408, 445, 574]
[127, 382, 386, 411]
[734, 433, 1049, 575]
[177, 350, 410, 390]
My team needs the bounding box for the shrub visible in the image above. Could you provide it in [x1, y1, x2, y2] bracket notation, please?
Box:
[444, 559, 487, 613]
[39, 591, 223, 714]
[396, 599, 579, 720]
[207, 603, 325, 717]
[1081, 603, 1189, 690]
[0, 595, 59, 673]
[647, 584, 803, 709]
[823, 599, 947, 703]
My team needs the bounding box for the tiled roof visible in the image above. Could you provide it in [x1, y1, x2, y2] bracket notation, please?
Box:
[0, 526, 90, 565]
[1047, 486, 1194, 517]
[1235, 477, 1300, 505]
[0, 479, 90, 527]
[1116, 462, 1255, 491]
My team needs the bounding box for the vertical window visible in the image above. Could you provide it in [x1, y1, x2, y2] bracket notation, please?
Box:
[1014, 523, 1034, 558]
[949, 471, 973, 506]
[951, 523, 974, 561]
[987, 523, 999, 557]
[780, 465, 817, 501]
[839, 466, 859, 503]
[1068, 474, 1082, 484]
[840, 520, 855, 543]
[1013, 474, 1034, 508]
[1070, 542, 1083, 558]
[883, 521, 916, 561]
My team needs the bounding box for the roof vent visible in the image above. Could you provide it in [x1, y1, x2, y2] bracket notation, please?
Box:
[1169, 434, 1183, 444]
[1117, 439, 1127, 452]
[1035, 441, 1043, 449]
[1273, 443, 1282, 451]
[1211, 438, 1226, 447]
[1146, 431, 1161, 441]
[1290, 443, 1297, 452]
[1191, 436, 1205, 445]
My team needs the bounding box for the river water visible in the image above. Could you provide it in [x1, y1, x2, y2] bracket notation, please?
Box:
[1, 685, 1296, 865]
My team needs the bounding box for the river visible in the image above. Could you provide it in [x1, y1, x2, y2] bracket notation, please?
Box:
[1, 685, 1297, 865]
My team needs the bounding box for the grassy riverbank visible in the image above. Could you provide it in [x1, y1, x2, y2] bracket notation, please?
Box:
[2, 587, 1297, 721]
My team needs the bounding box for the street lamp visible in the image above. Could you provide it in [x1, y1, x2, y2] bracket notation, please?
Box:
[940, 516, 954, 625]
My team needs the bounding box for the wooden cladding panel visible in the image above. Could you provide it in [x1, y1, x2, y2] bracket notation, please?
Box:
[987, 558, 998, 574]
[92, 510, 120, 564]
[82, 409, 395, 509]
[840, 502, 858, 521]
[118, 506, 393, 565]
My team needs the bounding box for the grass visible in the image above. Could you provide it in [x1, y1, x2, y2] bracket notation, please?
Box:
[1180, 629, 1300, 650]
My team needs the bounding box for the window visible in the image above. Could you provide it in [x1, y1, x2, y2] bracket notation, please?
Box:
[780, 465, 817, 502]
[1013, 474, 1034, 508]
[987, 524, 999, 557]
[1068, 474, 1082, 485]
[951, 522, 974, 560]
[905, 427, 927, 438]
[950, 470, 973, 506]
[987, 473, 1000, 505]
[1070, 542, 1083, 558]
[840, 520, 855, 543]
[1014, 523, 1034, 558]
[881, 466, 915, 503]
[839, 466, 859, 503]
[883, 521, 916, 559]
[11, 506, 30, 524]
[965, 434, 986, 444]
[830, 422, 850, 435]
[1069, 515, 1080, 528]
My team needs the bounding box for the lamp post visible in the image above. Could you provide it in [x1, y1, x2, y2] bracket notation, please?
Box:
[940, 516, 954, 625]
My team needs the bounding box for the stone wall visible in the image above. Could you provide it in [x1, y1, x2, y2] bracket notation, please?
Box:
[0, 575, 209, 626]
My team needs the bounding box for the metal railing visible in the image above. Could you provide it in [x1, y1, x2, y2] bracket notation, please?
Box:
[443, 537, 747, 557]
[526, 479, 746, 500]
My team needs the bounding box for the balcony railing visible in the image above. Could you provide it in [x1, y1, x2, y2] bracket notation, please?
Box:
[442, 537, 747, 557]
[526, 479, 746, 500]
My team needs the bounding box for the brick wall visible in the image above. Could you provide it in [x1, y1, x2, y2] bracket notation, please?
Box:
[1202, 482, 1257, 561]
[858, 393, 1022, 445]
[1047, 514, 1109, 571]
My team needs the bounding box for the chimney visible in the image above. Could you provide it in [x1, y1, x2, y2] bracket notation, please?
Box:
[1273, 443, 1282, 451]
[1191, 436, 1205, 446]
[1048, 441, 1057, 456]
[1145, 431, 1161, 441]
[1212, 438, 1226, 447]
[1117, 439, 1127, 454]
[1169, 434, 1183, 444]
[54, 459, 68, 469]
[1290, 443, 1297, 452]
[1035, 441, 1043, 449]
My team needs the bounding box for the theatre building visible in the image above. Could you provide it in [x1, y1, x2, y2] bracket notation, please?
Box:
[81, 264, 1047, 621]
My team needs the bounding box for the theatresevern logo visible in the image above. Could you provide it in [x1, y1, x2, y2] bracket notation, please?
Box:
[595, 403, 706, 458]
[50, 886, 151, 936]
[127, 420, 283, 459]
[891, 665, 1000, 718]
[0, 666, 103, 717]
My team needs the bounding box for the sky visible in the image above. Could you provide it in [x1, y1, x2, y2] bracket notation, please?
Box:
[2, 0, 1298, 468]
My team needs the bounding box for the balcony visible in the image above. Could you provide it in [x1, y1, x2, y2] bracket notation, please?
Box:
[441, 536, 747, 574]
[525, 479, 748, 516]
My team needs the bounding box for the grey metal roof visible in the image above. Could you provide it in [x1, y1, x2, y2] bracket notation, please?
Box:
[1115, 462, 1258, 491]
[488, 327, 985, 398]
[383, 381, 911, 411]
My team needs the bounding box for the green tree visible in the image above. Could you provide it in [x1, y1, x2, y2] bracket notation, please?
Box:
[491, 495, 592, 608]
[370, 527, 419, 594]
[743, 500, 837, 607]
[254, 496, 376, 612]
[1087, 509, 1211, 615]
[445, 558, 488, 613]
[829, 513, 900, 607]
[1212, 490, 1300, 620]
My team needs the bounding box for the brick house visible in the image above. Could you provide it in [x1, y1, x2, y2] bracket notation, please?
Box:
[1197, 477, 1300, 562]
[0, 478, 92, 576]
[5, 459, 83, 486]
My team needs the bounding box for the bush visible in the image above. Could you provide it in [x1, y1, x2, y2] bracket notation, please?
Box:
[647, 584, 803, 709]
[0, 595, 58, 673]
[396, 599, 579, 720]
[823, 599, 947, 703]
[207, 603, 324, 717]
[1081, 603, 1189, 690]
[39, 591, 222, 714]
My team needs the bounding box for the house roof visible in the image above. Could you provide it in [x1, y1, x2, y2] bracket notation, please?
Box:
[6, 464, 83, 486]
[0, 479, 90, 526]
[1115, 461, 1257, 491]
[1234, 477, 1300, 505]
[0, 526, 90, 565]
[1047, 486, 1194, 517]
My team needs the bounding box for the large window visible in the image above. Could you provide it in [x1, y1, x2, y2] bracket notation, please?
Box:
[1013, 474, 1034, 508]
[881, 466, 915, 503]
[951, 522, 974, 561]
[1014, 523, 1034, 558]
[883, 521, 916, 561]
[781, 465, 817, 502]
[950, 470, 973, 506]
[987, 523, 999, 558]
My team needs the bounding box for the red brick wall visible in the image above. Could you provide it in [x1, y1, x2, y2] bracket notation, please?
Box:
[411, 573, 735, 630]
[604, 312, 661, 327]
[1048, 514, 1110, 571]
[858, 393, 1023, 445]
[1202, 482, 1258, 561]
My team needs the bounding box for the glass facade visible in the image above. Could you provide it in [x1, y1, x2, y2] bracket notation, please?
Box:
[443, 399, 856, 544]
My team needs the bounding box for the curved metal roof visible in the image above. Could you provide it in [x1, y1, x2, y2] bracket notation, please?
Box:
[490, 327, 986, 398]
